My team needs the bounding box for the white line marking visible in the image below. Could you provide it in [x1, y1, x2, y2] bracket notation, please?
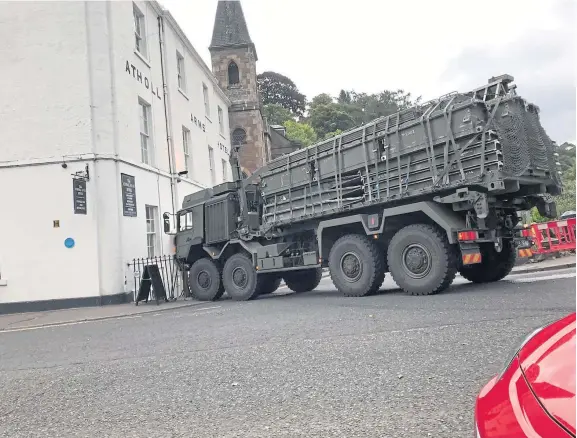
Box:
[0, 306, 223, 334]
[0, 315, 141, 334]
[191, 306, 221, 312]
[506, 272, 576, 283]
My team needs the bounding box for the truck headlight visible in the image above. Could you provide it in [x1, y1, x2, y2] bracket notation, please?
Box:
[497, 325, 544, 380]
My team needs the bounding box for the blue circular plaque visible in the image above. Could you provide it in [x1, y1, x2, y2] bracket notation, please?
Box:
[64, 238, 75, 249]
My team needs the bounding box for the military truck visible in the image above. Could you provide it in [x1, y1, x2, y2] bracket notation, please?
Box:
[164, 75, 562, 301]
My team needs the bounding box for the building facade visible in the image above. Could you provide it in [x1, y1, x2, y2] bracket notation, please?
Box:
[0, 1, 233, 312]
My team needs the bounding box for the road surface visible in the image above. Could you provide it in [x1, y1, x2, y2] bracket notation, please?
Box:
[0, 267, 575, 438]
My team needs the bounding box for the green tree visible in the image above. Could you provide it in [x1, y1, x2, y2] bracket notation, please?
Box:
[337, 90, 351, 104]
[339, 89, 420, 125]
[556, 160, 576, 215]
[307, 89, 421, 139]
[308, 103, 356, 139]
[263, 103, 292, 126]
[530, 207, 548, 223]
[529, 157, 575, 222]
[283, 120, 317, 147]
[257, 71, 306, 117]
[309, 93, 334, 110]
[558, 142, 576, 174]
[323, 129, 343, 140]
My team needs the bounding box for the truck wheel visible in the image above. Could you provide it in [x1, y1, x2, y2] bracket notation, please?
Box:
[188, 258, 225, 301]
[283, 267, 323, 293]
[329, 234, 385, 297]
[257, 275, 282, 295]
[222, 253, 260, 301]
[459, 240, 517, 283]
[387, 224, 457, 296]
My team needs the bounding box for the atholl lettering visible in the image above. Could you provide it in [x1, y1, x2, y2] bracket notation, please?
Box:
[126, 61, 162, 101]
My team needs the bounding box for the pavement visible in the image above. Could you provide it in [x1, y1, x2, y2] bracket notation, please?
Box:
[0, 298, 205, 333]
[0, 255, 573, 333]
[0, 261, 574, 438]
[516, 253, 576, 272]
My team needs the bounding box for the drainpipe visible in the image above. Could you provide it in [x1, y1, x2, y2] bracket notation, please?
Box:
[157, 15, 179, 226]
[106, 0, 127, 298]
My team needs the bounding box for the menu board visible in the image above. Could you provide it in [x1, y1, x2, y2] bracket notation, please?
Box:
[121, 173, 137, 217]
[73, 179, 87, 215]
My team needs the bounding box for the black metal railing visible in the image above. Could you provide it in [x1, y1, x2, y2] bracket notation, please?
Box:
[127, 255, 186, 302]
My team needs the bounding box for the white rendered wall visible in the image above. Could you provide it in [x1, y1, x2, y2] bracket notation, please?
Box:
[0, 1, 233, 308]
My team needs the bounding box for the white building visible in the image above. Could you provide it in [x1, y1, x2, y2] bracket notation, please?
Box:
[0, 1, 233, 313]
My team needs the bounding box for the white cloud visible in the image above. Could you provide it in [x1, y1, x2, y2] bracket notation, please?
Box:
[160, 0, 575, 142]
[439, 0, 575, 143]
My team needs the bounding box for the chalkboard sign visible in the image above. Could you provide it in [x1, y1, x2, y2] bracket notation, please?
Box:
[73, 179, 87, 215]
[121, 173, 137, 217]
[135, 264, 168, 305]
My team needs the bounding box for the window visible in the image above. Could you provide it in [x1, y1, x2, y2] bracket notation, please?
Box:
[176, 51, 186, 92]
[139, 99, 153, 165]
[218, 106, 224, 134]
[222, 159, 227, 182]
[145, 205, 158, 258]
[208, 146, 215, 185]
[133, 4, 146, 56]
[178, 211, 193, 232]
[228, 61, 239, 85]
[232, 128, 247, 146]
[203, 83, 210, 118]
[182, 126, 191, 172]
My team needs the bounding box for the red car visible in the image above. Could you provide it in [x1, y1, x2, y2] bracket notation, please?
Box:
[475, 312, 576, 437]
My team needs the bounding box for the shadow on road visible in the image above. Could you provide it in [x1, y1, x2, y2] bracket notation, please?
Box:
[255, 280, 488, 301]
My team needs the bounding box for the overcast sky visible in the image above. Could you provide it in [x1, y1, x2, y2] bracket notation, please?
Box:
[159, 0, 576, 144]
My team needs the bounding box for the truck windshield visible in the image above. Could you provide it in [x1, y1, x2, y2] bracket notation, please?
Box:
[179, 211, 193, 232]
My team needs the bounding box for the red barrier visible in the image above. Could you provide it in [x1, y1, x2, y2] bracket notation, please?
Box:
[529, 218, 576, 255]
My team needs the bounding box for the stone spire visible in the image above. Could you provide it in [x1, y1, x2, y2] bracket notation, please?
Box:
[209, 0, 257, 60]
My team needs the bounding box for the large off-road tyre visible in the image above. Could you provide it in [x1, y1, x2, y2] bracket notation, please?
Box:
[387, 224, 457, 296]
[257, 275, 283, 295]
[283, 267, 323, 293]
[459, 239, 516, 284]
[188, 258, 225, 301]
[329, 234, 386, 297]
[222, 253, 260, 301]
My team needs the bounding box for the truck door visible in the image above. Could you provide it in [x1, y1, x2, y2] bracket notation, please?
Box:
[176, 210, 194, 260]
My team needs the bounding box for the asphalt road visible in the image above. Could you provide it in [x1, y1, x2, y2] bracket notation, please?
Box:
[0, 267, 575, 438]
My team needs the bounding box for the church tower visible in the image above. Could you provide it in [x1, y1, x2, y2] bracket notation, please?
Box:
[209, 0, 269, 176]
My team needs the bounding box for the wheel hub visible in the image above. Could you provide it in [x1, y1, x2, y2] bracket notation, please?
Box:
[197, 270, 212, 290]
[402, 244, 432, 279]
[340, 251, 363, 282]
[232, 267, 248, 288]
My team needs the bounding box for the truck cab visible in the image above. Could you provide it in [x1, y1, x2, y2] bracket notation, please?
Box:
[169, 182, 240, 264]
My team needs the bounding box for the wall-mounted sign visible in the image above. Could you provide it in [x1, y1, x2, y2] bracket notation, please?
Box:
[121, 173, 137, 217]
[125, 61, 162, 101]
[73, 178, 87, 215]
[191, 115, 206, 132]
[217, 141, 229, 154]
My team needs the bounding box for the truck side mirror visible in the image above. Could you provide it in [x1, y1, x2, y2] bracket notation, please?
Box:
[163, 212, 171, 234]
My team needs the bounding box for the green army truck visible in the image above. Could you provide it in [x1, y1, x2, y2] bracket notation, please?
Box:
[163, 75, 562, 301]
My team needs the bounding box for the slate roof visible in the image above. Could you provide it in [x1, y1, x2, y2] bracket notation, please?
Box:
[210, 0, 256, 56]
